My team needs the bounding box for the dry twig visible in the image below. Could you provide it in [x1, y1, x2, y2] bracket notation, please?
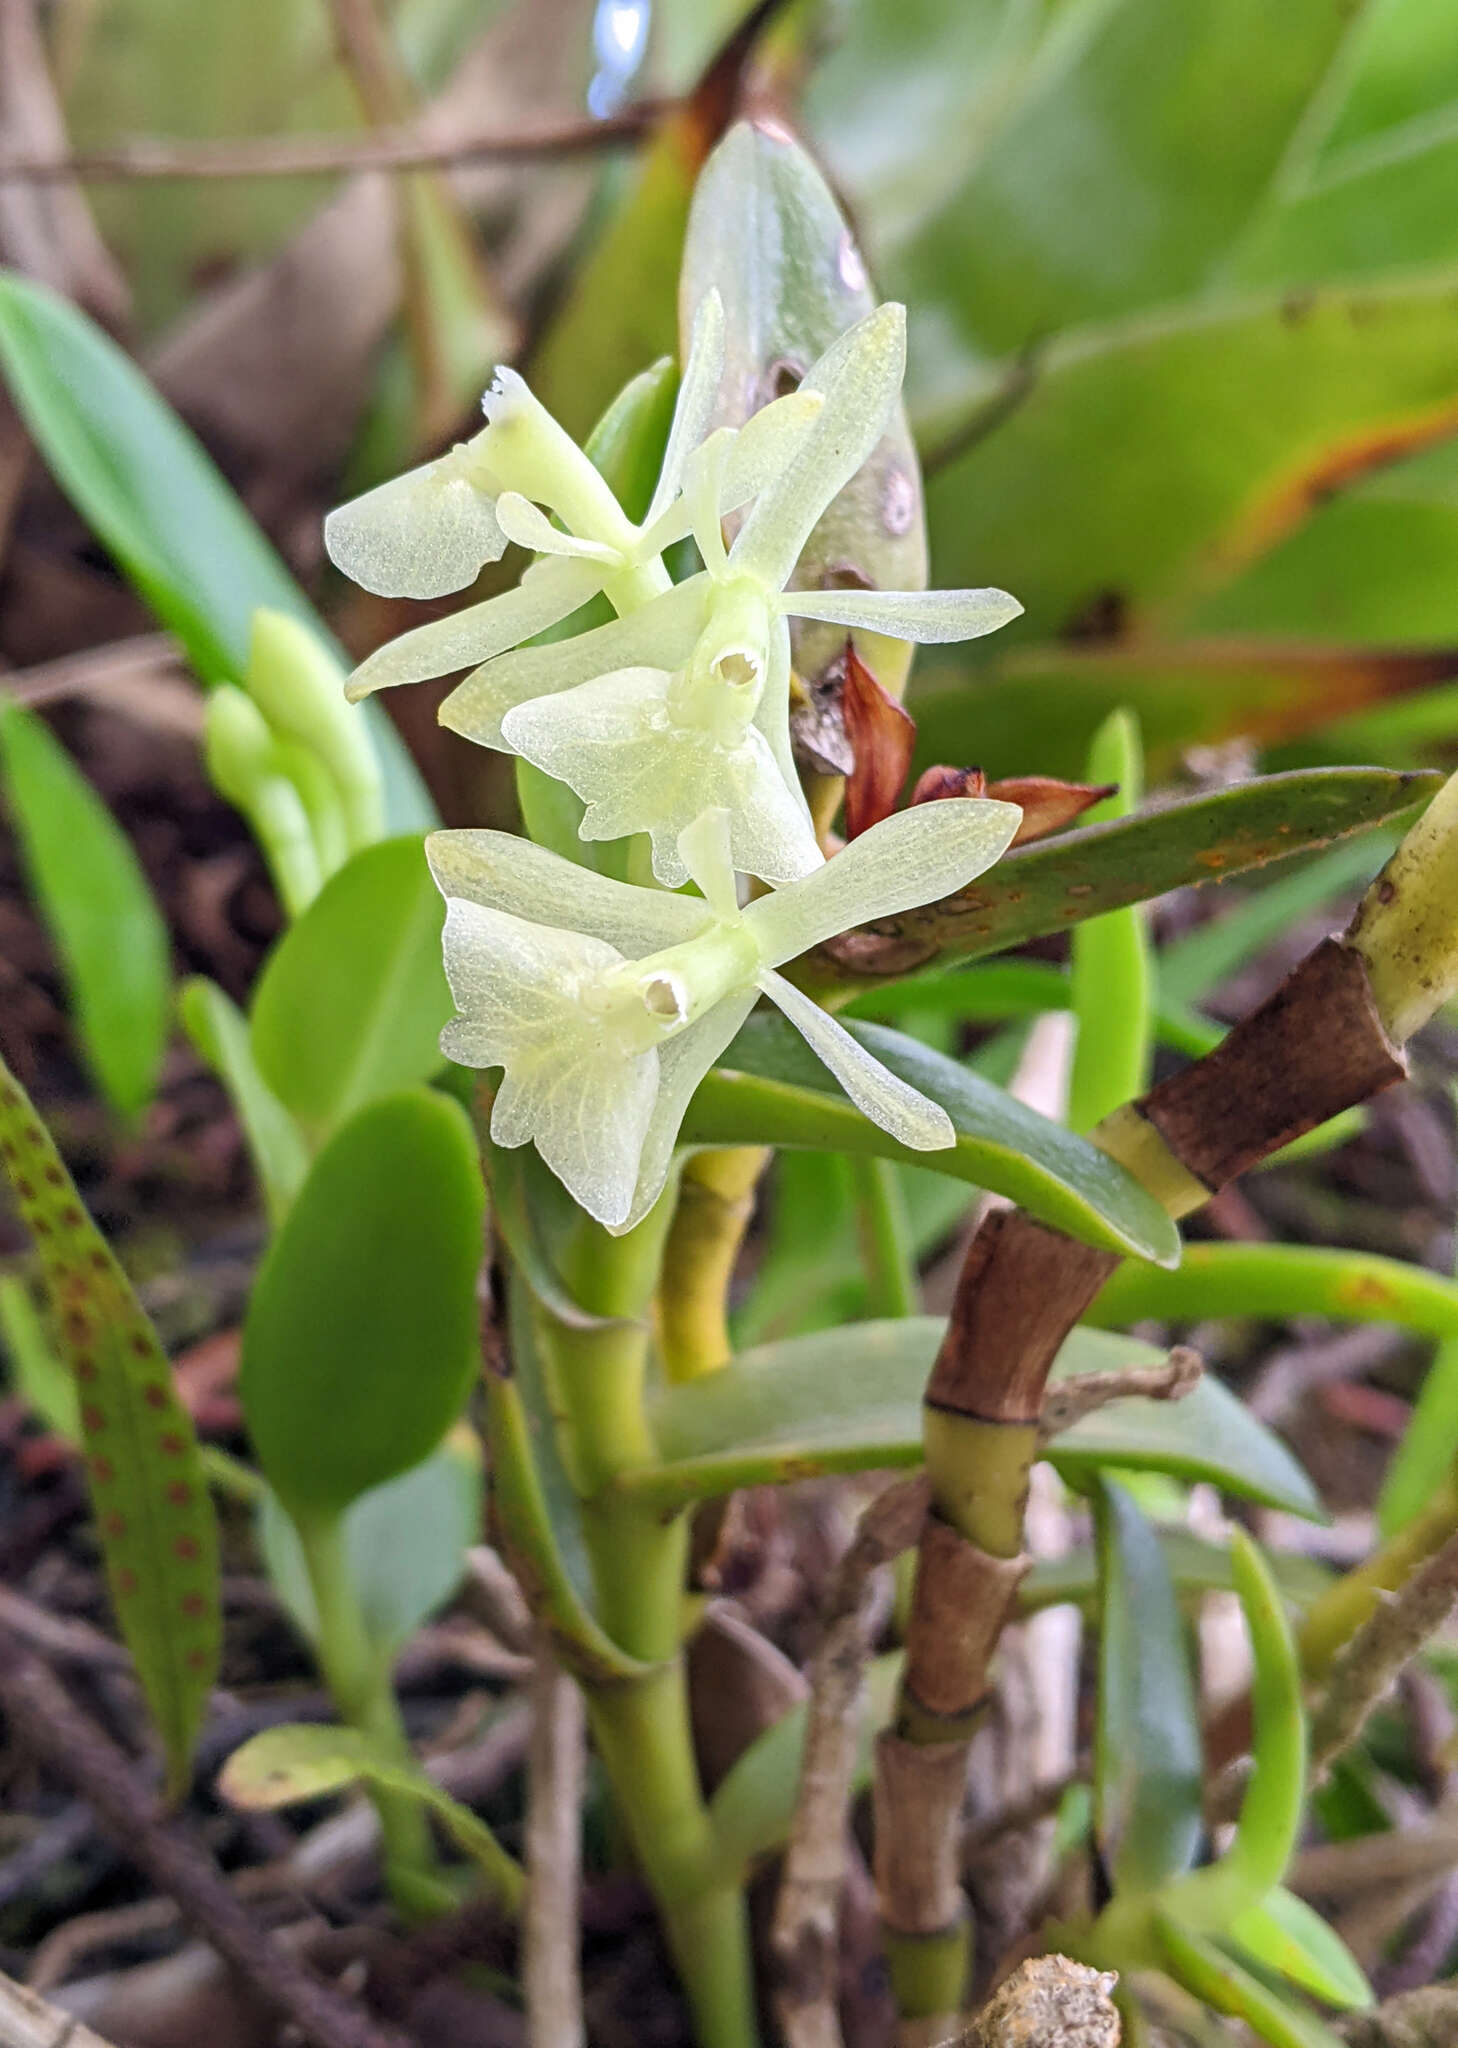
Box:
[0, 1634, 406, 2048]
[771, 1477, 930, 2048]
[0, 105, 661, 182]
[0, 1969, 121, 2048]
[524, 1636, 586, 2048]
[1037, 1347, 1202, 1443]
[1311, 1528, 1458, 1779]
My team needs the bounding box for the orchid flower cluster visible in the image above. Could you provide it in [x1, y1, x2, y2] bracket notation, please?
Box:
[326, 291, 1023, 1229]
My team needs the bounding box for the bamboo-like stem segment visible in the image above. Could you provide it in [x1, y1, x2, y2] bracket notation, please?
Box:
[876, 877, 1424, 2030]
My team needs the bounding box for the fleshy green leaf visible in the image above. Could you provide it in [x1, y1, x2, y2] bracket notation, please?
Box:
[239, 1089, 484, 1519]
[0, 1273, 79, 1441]
[802, 768, 1435, 990]
[1068, 711, 1153, 1132]
[0, 1056, 219, 1795]
[219, 1722, 522, 1912]
[1171, 1531, 1308, 1930]
[1020, 1528, 1333, 1618]
[1086, 1244, 1458, 1534]
[250, 837, 452, 1140]
[1092, 1477, 1204, 1894]
[0, 268, 432, 833]
[179, 977, 307, 1225]
[1153, 1914, 1348, 2048]
[892, 0, 1359, 363]
[259, 1432, 482, 1660]
[625, 1321, 1322, 1518]
[686, 1012, 1179, 1265]
[0, 698, 170, 1121]
[1228, 1888, 1373, 2012]
[922, 275, 1458, 639]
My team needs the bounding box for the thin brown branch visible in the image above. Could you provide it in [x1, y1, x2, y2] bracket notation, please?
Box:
[0, 1633, 407, 2048]
[524, 1635, 586, 2048]
[0, 104, 663, 183]
[1037, 1347, 1202, 1444]
[955, 1957, 1121, 2048]
[1311, 1527, 1458, 1780]
[1292, 1814, 1458, 1901]
[771, 1477, 930, 2048]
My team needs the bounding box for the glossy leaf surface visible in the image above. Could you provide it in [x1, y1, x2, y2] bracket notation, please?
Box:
[219, 1722, 522, 1911]
[240, 1089, 484, 1518]
[179, 977, 307, 1224]
[0, 269, 431, 831]
[805, 769, 1434, 988]
[0, 698, 170, 1121]
[1093, 1477, 1203, 1894]
[632, 1321, 1322, 1518]
[250, 837, 451, 1139]
[688, 1013, 1180, 1265]
[260, 1432, 482, 1660]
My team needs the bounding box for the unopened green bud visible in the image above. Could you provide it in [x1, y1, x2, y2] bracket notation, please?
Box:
[204, 686, 321, 918]
[245, 611, 384, 853]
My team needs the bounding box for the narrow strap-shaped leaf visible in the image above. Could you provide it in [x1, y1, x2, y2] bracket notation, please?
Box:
[0, 268, 432, 833]
[0, 1054, 219, 1795]
[1092, 1477, 1203, 1894]
[0, 697, 171, 1122]
[1227, 1888, 1373, 2012]
[219, 1723, 523, 1913]
[1153, 1914, 1347, 2048]
[1068, 711, 1153, 1132]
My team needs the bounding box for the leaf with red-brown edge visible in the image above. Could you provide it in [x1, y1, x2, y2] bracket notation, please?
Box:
[842, 644, 917, 838]
[0, 1053, 219, 1798]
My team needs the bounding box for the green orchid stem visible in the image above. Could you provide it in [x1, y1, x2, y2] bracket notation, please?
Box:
[294, 1511, 446, 1919]
[537, 1205, 759, 2048]
[853, 1155, 920, 1320]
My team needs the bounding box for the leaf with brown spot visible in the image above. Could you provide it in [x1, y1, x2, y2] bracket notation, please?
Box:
[804, 766, 1439, 991]
[842, 644, 916, 837]
[0, 1053, 219, 1797]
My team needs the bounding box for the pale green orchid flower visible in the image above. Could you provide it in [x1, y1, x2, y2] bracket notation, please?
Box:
[441, 301, 1022, 887]
[330, 290, 822, 702]
[426, 798, 1020, 1230]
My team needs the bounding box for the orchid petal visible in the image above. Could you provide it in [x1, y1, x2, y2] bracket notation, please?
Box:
[493, 492, 623, 564]
[753, 609, 809, 822]
[324, 441, 506, 599]
[438, 898, 657, 1228]
[781, 585, 1024, 643]
[617, 989, 759, 1233]
[643, 289, 726, 530]
[729, 305, 906, 591]
[438, 572, 712, 746]
[501, 668, 822, 888]
[759, 969, 954, 1151]
[676, 808, 741, 923]
[745, 798, 1021, 967]
[343, 557, 603, 701]
[426, 828, 711, 956]
[636, 392, 826, 558]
